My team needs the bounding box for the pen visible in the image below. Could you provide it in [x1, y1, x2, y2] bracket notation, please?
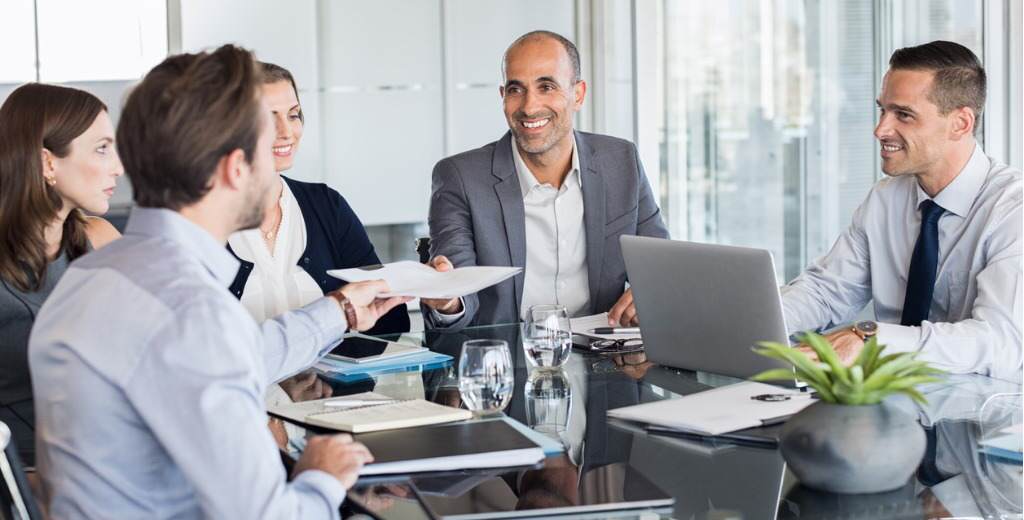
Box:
[323, 399, 399, 407]
[750, 393, 818, 402]
[591, 327, 641, 335]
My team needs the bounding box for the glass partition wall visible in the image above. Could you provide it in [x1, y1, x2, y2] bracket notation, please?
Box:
[652, 0, 985, 282]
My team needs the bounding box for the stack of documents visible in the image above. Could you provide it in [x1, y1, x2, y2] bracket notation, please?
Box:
[314, 350, 452, 383]
[607, 381, 816, 436]
[570, 312, 642, 341]
[328, 261, 521, 299]
[269, 392, 472, 433]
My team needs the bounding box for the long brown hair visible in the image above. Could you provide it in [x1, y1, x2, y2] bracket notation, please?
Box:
[0, 83, 106, 292]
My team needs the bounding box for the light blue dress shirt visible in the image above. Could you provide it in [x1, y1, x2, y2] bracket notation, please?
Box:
[29, 207, 349, 519]
[782, 145, 1022, 382]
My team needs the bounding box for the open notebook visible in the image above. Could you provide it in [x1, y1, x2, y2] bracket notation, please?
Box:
[269, 392, 473, 433]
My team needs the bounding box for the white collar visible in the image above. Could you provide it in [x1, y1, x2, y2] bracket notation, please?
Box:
[914, 144, 989, 217]
[511, 134, 582, 198]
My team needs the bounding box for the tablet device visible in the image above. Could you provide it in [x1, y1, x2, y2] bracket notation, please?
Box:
[328, 335, 426, 364]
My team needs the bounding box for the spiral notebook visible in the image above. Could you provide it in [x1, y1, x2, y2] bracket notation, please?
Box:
[269, 392, 473, 433]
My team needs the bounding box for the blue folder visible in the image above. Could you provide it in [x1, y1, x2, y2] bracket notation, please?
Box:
[314, 350, 453, 383]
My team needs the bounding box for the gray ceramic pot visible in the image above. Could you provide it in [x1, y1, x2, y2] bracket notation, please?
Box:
[779, 401, 925, 494]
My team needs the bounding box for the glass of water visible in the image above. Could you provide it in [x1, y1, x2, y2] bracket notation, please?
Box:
[522, 304, 572, 369]
[458, 339, 514, 415]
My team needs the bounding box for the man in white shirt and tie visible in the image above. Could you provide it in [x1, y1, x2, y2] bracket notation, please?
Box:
[420, 30, 669, 329]
[782, 41, 1022, 381]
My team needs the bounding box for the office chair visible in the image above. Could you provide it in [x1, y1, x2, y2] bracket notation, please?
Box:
[415, 237, 431, 264]
[1, 422, 43, 520]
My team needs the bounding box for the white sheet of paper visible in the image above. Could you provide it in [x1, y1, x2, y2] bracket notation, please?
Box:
[570, 312, 642, 341]
[360, 447, 545, 476]
[607, 381, 815, 436]
[327, 261, 521, 299]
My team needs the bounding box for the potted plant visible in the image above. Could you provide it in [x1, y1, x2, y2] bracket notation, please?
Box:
[752, 333, 945, 494]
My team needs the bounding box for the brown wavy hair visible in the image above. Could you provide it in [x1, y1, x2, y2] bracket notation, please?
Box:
[0, 83, 106, 292]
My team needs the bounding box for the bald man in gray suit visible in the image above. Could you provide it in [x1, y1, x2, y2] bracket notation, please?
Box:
[421, 31, 669, 330]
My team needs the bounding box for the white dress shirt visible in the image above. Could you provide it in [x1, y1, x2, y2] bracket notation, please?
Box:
[434, 136, 590, 323]
[229, 178, 323, 323]
[782, 145, 1022, 381]
[512, 136, 590, 319]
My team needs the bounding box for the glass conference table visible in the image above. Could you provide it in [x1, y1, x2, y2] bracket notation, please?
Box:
[274, 323, 1024, 519]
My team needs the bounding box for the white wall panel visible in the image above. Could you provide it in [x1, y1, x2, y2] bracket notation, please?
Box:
[321, 89, 441, 225]
[178, 0, 323, 183]
[443, 0, 575, 154]
[0, 0, 36, 83]
[318, 0, 443, 225]
[36, 0, 166, 83]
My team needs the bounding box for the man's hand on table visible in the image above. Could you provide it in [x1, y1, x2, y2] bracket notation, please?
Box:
[607, 288, 639, 326]
[293, 434, 373, 489]
[795, 328, 865, 365]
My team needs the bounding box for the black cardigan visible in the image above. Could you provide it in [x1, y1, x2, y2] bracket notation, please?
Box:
[228, 176, 410, 336]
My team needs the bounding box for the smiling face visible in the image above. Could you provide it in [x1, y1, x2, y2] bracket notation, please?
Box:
[874, 69, 958, 178]
[500, 37, 585, 156]
[47, 110, 123, 215]
[262, 80, 304, 172]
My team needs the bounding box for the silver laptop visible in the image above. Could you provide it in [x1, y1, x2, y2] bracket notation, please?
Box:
[621, 235, 794, 381]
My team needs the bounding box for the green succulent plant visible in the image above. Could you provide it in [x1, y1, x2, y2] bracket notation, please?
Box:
[751, 332, 945, 405]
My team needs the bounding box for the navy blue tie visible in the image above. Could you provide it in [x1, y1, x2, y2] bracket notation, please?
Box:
[901, 200, 945, 326]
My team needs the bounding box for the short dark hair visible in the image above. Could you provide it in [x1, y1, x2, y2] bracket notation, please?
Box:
[502, 30, 581, 84]
[259, 61, 304, 123]
[117, 44, 264, 210]
[889, 40, 986, 132]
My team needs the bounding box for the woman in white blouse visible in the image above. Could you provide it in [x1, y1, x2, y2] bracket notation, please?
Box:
[227, 63, 409, 335]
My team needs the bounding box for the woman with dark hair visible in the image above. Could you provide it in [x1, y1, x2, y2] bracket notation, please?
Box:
[0, 83, 123, 465]
[227, 62, 409, 335]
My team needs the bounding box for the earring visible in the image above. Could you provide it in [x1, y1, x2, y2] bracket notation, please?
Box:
[45, 175, 56, 186]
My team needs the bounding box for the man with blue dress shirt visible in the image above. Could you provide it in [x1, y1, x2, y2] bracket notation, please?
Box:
[782, 41, 1022, 381]
[29, 45, 408, 518]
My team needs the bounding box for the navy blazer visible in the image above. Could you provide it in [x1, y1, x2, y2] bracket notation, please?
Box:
[228, 176, 410, 336]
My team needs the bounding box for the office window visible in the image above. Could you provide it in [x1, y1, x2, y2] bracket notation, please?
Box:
[653, 0, 987, 282]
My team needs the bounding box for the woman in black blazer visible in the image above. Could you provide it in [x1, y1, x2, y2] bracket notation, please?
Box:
[227, 62, 409, 336]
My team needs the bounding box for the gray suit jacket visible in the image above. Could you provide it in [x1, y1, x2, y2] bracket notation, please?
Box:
[424, 130, 669, 330]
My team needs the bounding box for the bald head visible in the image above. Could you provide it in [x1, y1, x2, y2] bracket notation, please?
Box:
[502, 30, 581, 85]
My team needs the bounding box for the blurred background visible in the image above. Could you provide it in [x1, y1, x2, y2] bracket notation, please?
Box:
[1, 0, 1020, 283]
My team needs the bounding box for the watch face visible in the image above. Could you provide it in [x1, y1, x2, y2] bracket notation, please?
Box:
[856, 320, 878, 334]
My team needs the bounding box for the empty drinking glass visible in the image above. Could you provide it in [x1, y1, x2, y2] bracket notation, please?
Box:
[522, 304, 572, 369]
[458, 339, 514, 415]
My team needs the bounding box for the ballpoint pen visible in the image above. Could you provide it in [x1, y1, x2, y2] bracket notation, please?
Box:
[750, 393, 818, 402]
[590, 327, 641, 335]
[323, 399, 400, 407]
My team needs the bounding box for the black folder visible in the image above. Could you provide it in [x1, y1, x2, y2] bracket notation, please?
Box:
[356, 419, 545, 476]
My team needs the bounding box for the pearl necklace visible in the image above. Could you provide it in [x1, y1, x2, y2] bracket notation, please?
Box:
[260, 207, 282, 241]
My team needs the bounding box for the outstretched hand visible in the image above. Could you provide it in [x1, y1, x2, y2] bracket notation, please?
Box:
[420, 255, 463, 314]
[331, 280, 412, 332]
